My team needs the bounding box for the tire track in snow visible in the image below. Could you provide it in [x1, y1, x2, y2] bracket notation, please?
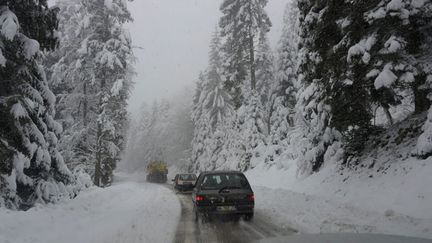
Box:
[171, 188, 298, 243]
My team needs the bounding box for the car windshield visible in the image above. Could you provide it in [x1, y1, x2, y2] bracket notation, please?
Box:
[179, 174, 196, 181]
[200, 174, 250, 190]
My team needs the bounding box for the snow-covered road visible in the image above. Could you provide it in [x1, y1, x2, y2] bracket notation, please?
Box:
[173, 191, 297, 243]
[0, 173, 180, 243]
[2, 172, 431, 243]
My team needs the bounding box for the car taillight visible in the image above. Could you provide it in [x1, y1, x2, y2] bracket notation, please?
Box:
[248, 194, 255, 201]
[196, 195, 205, 201]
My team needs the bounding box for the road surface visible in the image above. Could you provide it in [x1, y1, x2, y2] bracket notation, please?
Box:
[172, 190, 298, 243]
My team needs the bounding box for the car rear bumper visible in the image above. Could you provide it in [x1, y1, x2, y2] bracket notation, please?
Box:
[175, 184, 194, 191]
[196, 204, 254, 215]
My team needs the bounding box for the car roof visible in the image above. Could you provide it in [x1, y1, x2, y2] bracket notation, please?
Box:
[199, 170, 243, 175]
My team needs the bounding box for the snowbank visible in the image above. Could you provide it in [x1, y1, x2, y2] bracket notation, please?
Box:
[247, 158, 432, 239]
[245, 115, 432, 239]
[0, 173, 181, 243]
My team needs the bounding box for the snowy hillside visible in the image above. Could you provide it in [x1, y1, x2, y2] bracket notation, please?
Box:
[246, 114, 432, 239]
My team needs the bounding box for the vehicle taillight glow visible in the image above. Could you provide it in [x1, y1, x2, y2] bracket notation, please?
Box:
[248, 194, 255, 201]
[196, 195, 205, 201]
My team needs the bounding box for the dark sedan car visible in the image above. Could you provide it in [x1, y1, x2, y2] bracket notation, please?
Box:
[192, 171, 254, 222]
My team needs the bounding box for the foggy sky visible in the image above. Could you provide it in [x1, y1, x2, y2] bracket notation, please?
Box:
[49, 0, 289, 116]
[126, 0, 288, 116]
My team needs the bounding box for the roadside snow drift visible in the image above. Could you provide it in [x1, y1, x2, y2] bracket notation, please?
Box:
[247, 158, 432, 240]
[0, 173, 180, 243]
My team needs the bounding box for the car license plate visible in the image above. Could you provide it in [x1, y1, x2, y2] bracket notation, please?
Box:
[217, 206, 236, 212]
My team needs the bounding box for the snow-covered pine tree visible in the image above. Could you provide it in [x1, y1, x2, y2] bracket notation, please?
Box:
[191, 74, 209, 170]
[191, 73, 223, 172]
[273, 0, 299, 124]
[192, 73, 206, 125]
[295, 0, 432, 169]
[203, 29, 234, 130]
[266, 1, 300, 166]
[82, 0, 134, 187]
[191, 113, 212, 172]
[191, 29, 235, 172]
[219, 0, 272, 109]
[321, 1, 374, 161]
[0, 1, 75, 209]
[340, 0, 432, 160]
[218, 0, 272, 171]
[361, 0, 432, 123]
[236, 32, 275, 169]
[256, 32, 275, 129]
[46, 0, 99, 172]
[295, 0, 347, 175]
[412, 2, 432, 157]
[236, 88, 268, 170]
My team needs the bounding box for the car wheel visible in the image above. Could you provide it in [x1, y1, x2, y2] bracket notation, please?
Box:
[244, 213, 254, 221]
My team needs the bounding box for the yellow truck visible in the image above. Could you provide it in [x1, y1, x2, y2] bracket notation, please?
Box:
[146, 161, 168, 183]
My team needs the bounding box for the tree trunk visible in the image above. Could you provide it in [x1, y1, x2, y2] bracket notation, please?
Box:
[248, 4, 256, 90]
[83, 82, 88, 126]
[94, 71, 106, 187]
[267, 97, 275, 136]
[94, 122, 102, 187]
[249, 35, 256, 90]
[413, 75, 430, 114]
[383, 105, 393, 126]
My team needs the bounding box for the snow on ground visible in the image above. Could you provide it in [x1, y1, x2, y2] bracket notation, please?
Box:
[247, 158, 432, 239]
[0, 172, 181, 243]
[253, 185, 432, 239]
[245, 116, 432, 240]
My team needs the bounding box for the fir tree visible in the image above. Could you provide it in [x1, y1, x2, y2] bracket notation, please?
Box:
[339, 0, 432, 159]
[296, 0, 432, 170]
[217, 0, 272, 171]
[191, 74, 207, 169]
[296, 0, 347, 174]
[203, 29, 234, 130]
[413, 1, 432, 157]
[236, 89, 268, 170]
[256, 32, 275, 130]
[267, 1, 300, 164]
[74, 0, 133, 186]
[273, 0, 299, 125]
[219, 0, 271, 108]
[191, 30, 234, 172]
[0, 0, 74, 209]
[46, 0, 98, 172]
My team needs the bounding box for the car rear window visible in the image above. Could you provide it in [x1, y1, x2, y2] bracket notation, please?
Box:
[179, 174, 196, 180]
[200, 173, 250, 190]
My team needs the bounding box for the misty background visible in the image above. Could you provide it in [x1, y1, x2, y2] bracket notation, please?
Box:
[126, 0, 287, 116]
